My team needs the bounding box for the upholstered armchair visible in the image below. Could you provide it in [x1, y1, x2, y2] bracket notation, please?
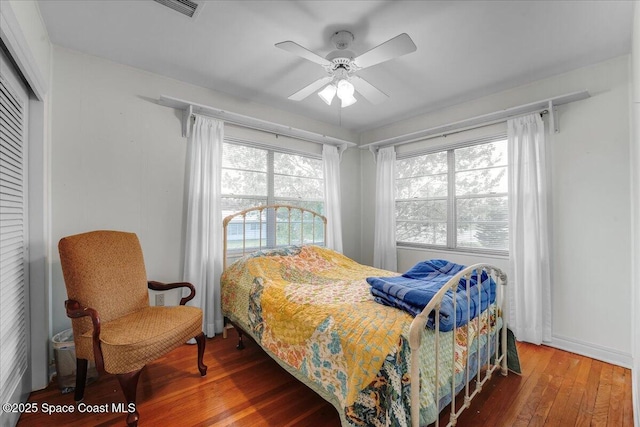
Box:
[58, 230, 207, 427]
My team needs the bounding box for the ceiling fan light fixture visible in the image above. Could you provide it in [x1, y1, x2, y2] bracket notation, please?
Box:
[336, 79, 354, 98]
[340, 94, 357, 108]
[318, 84, 337, 105]
[336, 79, 356, 107]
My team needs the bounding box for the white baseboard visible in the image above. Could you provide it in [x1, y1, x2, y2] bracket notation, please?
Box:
[550, 334, 632, 369]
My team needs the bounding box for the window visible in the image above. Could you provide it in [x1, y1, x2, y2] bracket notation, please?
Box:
[221, 141, 324, 250]
[395, 137, 508, 253]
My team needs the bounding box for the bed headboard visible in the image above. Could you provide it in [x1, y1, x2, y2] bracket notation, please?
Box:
[222, 204, 327, 269]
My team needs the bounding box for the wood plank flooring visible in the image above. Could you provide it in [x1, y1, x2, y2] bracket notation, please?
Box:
[18, 333, 633, 426]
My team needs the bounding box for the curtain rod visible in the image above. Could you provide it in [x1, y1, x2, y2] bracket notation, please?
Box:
[406, 107, 547, 142]
[360, 90, 590, 151]
[157, 95, 357, 149]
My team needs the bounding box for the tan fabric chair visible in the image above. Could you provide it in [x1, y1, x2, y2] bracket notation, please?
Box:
[59, 230, 207, 426]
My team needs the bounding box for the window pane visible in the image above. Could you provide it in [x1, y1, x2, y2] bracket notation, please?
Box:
[274, 205, 325, 245]
[274, 152, 323, 199]
[455, 140, 507, 171]
[456, 196, 508, 250]
[456, 223, 508, 250]
[221, 197, 267, 219]
[455, 165, 507, 195]
[274, 175, 323, 199]
[226, 222, 268, 251]
[276, 200, 324, 216]
[275, 220, 323, 246]
[396, 200, 447, 221]
[397, 152, 448, 179]
[222, 169, 267, 196]
[456, 196, 508, 222]
[396, 221, 447, 246]
[222, 198, 268, 251]
[274, 152, 323, 178]
[396, 174, 447, 199]
[223, 143, 267, 171]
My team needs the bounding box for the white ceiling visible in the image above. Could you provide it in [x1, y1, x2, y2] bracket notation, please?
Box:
[38, 0, 634, 133]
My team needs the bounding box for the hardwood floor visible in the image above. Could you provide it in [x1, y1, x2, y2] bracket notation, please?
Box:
[18, 333, 633, 426]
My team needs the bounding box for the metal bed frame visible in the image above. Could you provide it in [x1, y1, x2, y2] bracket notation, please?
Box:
[222, 204, 327, 270]
[221, 204, 508, 427]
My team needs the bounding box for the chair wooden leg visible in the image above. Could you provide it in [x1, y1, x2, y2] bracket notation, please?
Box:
[74, 358, 88, 402]
[195, 332, 207, 376]
[116, 369, 142, 427]
[237, 328, 245, 350]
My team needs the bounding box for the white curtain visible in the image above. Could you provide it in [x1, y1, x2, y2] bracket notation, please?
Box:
[373, 146, 398, 271]
[323, 145, 343, 252]
[183, 115, 224, 337]
[508, 113, 552, 345]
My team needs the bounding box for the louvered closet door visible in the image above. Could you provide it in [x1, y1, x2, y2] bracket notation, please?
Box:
[0, 47, 31, 426]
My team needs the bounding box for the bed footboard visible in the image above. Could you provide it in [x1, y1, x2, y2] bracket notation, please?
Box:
[408, 264, 508, 427]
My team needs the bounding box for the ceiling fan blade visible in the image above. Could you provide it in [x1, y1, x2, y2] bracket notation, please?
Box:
[352, 33, 417, 69]
[288, 76, 334, 101]
[351, 75, 388, 105]
[275, 41, 332, 66]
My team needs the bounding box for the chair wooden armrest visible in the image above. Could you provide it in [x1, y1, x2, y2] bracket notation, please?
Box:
[65, 299, 104, 373]
[147, 281, 196, 305]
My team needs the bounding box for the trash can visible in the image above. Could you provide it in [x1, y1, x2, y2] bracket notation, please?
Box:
[52, 328, 99, 394]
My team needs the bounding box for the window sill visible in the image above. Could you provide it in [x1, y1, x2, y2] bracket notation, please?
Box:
[396, 243, 509, 261]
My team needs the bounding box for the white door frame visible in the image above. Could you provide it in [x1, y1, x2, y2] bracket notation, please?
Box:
[0, 2, 51, 393]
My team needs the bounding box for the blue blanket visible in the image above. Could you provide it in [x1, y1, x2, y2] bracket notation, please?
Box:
[366, 259, 496, 331]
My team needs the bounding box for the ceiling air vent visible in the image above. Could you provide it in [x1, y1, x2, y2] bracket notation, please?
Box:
[153, 0, 199, 18]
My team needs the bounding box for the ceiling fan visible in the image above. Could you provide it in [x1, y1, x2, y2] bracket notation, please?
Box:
[275, 31, 417, 108]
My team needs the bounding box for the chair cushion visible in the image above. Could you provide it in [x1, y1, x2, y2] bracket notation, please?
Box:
[76, 305, 202, 374]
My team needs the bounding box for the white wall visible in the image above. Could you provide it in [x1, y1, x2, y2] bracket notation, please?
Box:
[360, 56, 632, 367]
[340, 146, 363, 263]
[49, 46, 361, 335]
[630, 2, 640, 424]
[548, 57, 630, 367]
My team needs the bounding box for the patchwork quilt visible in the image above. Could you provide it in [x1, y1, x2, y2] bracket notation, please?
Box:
[221, 245, 500, 426]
